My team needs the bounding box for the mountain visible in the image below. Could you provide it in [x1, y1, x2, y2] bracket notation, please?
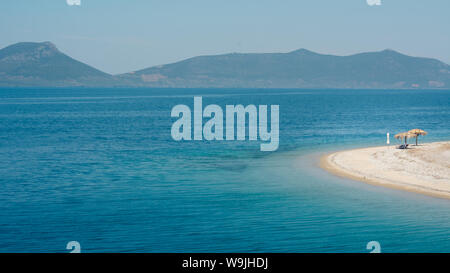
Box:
[119, 48, 450, 89]
[1, 41, 449, 88]
[0, 42, 115, 87]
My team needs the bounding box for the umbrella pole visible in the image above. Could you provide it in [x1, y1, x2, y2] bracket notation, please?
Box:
[416, 136, 418, 146]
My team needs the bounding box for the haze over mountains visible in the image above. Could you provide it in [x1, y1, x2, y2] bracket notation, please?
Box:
[1, 42, 449, 89]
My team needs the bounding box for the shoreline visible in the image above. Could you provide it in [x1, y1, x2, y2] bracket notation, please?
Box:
[320, 141, 450, 199]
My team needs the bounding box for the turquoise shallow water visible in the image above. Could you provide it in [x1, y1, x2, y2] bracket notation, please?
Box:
[0, 88, 449, 252]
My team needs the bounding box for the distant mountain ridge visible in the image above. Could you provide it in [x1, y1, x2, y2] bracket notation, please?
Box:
[120, 48, 450, 89]
[0, 42, 115, 87]
[1, 41, 450, 88]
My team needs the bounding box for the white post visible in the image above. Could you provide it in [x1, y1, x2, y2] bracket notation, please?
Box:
[387, 132, 390, 145]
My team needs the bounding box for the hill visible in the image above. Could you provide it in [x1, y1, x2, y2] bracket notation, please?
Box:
[0, 42, 115, 87]
[119, 48, 450, 88]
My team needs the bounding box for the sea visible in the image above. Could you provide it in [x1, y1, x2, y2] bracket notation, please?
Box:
[0, 88, 449, 252]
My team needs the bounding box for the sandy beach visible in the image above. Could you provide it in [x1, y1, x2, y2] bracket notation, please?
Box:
[321, 141, 450, 199]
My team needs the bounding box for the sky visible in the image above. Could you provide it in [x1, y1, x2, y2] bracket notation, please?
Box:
[1, 0, 449, 74]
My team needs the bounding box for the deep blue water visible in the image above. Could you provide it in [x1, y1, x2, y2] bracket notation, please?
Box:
[0, 88, 449, 253]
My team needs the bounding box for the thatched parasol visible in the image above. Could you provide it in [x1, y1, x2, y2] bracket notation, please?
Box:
[394, 132, 414, 144]
[408, 129, 428, 146]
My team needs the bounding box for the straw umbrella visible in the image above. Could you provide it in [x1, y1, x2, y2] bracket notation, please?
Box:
[394, 132, 413, 145]
[408, 129, 427, 146]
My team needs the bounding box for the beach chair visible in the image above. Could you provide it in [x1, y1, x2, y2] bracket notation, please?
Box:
[397, 144, 408, 149]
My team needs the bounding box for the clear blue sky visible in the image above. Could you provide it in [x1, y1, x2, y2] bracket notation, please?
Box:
[1, 0, 449, 74]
